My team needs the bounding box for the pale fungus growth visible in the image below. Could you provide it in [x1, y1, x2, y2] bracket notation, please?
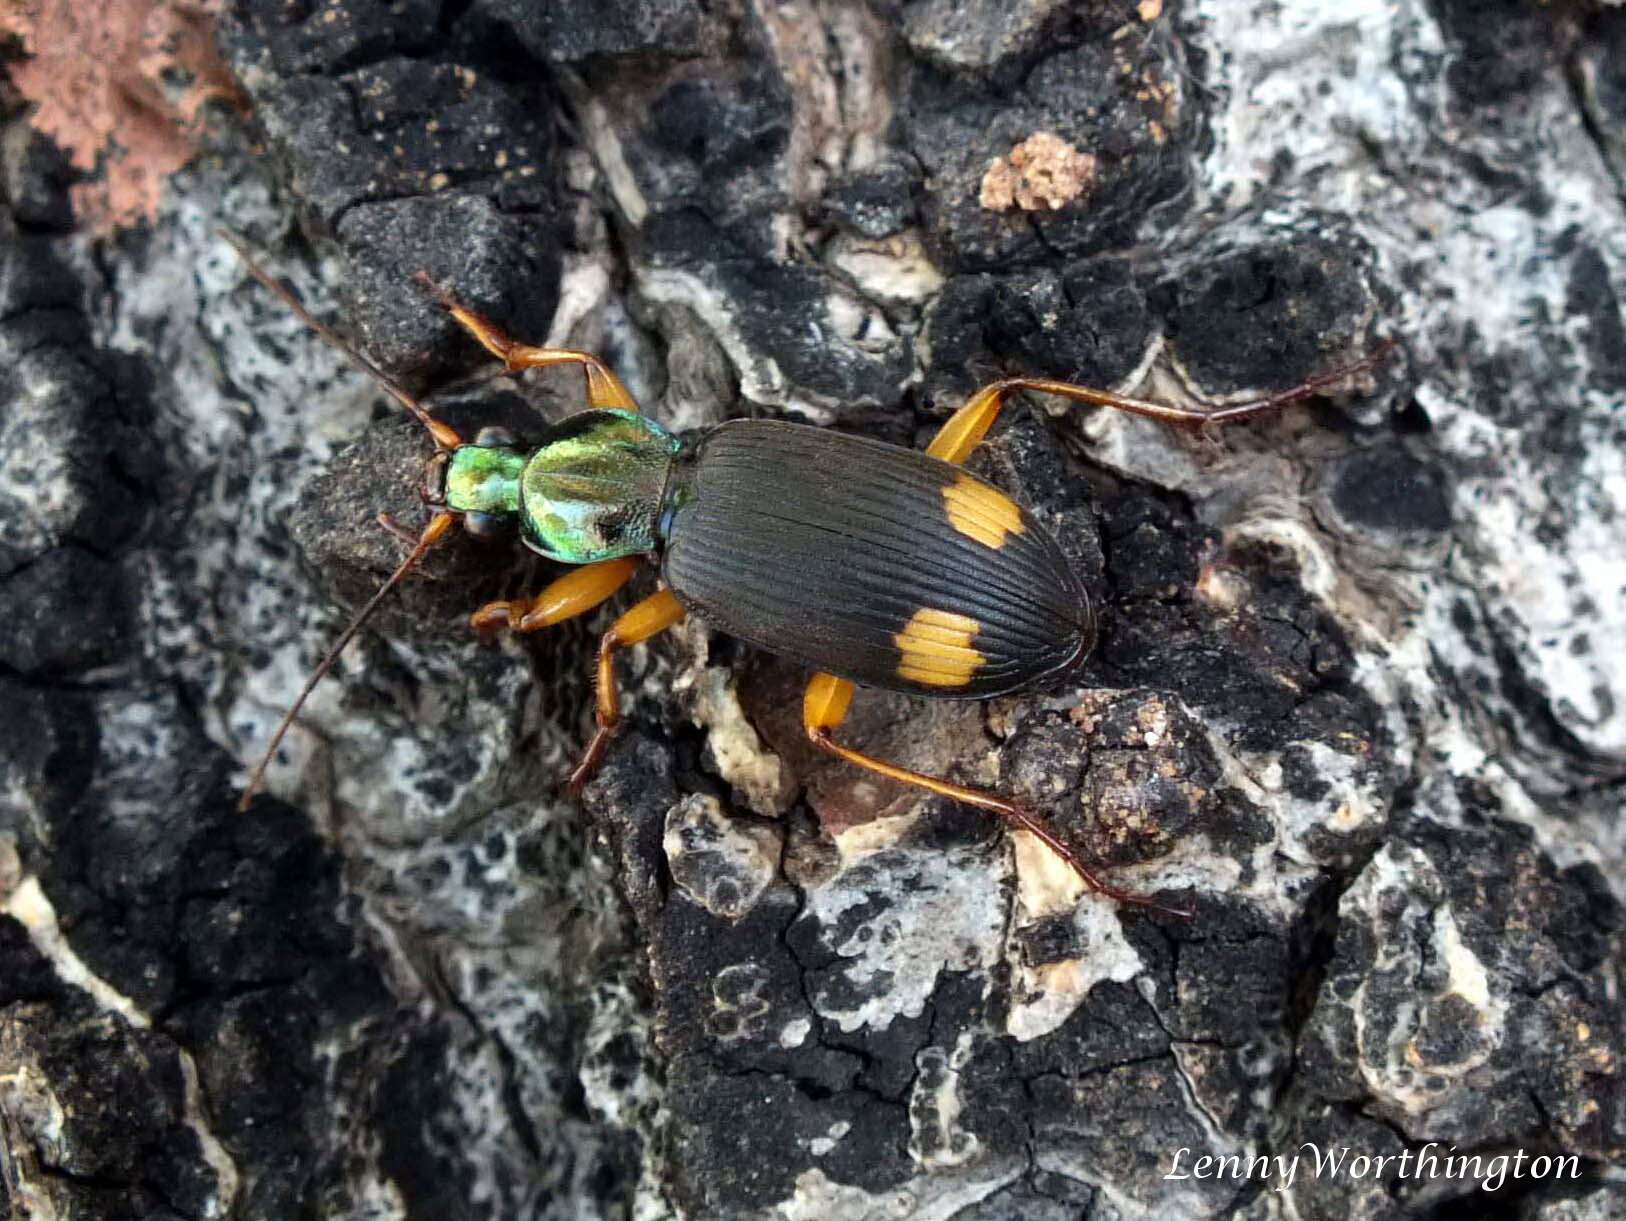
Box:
[978, 132, 1098, 212]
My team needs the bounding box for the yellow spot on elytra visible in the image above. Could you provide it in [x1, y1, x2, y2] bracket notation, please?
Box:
[895, 607, 986, 687]
[943, 473, 1025, 549]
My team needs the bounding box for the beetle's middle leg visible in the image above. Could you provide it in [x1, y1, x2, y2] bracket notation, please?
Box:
[802, 673, 1189, 915]
[569, 588, 687, 793]
[926, 344, 1394, 464]
[469, 561, 682, 791]
[418, 278, 639, 412]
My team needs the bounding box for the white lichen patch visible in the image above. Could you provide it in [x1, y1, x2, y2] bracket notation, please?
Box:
[178, 1052, 243, 1217]
[579, 975, 663, 1133]
[542, 252, 613, 350]
[708, 961, 775, 1042]
[907, 1032, 982, 1169]
[346, 1171, 408, 1221]
[3, 874, 241, 1217]
[561, 83, 649, 227]
[1270, 738, 1387, 861]
[665, 793, 782, 921]
[780, 1165, 1021, 1221]
[807, 1119, 851, 1157]
[4, 877, 149, 1029]
[0, 1048, 67, 1155]
[1192, 0, 1626, 786]
[827, 232, 946, 306]
[0, 358, 91, 558]
[828, 807, 925, 859]
[1342, 846, 1508, 1117]
[1010, 822, 1086, 913]
[824, 288, 904, 356]
[802, 838, 1006, 1033]
[640, 267, 803, 414]
[1006, 897, 1146, 1043]
[325, 635, 542, 841]
[779, 1017, 812, 1049]
[689, 668, 792, 816]
[1444, 412, 1626, 762]
[1434, 906, 1492, 1012]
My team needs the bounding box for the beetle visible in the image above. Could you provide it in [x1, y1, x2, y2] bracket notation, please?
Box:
[228, 235, 1389, 912]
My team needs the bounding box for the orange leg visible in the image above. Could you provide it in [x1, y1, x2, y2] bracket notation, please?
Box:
[417, 276, 639, 413]
[803, 673, 1190, 915]
[469, 556, 640, 640]
[569, 589, 687, 793]
[926, 342, 1395, 466]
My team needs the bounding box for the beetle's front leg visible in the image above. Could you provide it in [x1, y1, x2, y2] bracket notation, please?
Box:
[469, 556, 641, 640]
[802, 673, 1190, 915]
[417, 276, 641, 413]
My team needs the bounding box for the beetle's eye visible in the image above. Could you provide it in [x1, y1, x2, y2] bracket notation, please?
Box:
[474, 425, 518, 448]
[462, 511, 512, 540]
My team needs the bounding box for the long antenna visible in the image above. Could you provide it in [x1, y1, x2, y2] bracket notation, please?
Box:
[238, 511, 458, 811]
[218, 229, 463, 451]
[221, 231, 469, 811]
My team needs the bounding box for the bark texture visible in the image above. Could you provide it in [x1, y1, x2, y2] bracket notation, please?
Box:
[2, 1, 1624, 1218]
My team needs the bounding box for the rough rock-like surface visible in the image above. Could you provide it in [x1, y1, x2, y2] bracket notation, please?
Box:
[2, 0, 1624, 1218]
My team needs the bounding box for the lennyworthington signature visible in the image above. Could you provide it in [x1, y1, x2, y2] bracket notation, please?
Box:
[1164, 1142, 1582, 1194]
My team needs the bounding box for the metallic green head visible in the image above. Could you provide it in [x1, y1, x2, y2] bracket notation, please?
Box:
[444, 409, 680, 564]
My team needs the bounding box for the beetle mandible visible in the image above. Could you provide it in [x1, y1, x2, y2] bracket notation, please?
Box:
[229, 235, 1390, 914]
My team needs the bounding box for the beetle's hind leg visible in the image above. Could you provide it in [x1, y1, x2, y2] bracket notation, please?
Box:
[417, 277, 640, 413]
[802, 673, 1190, 915]
[926, 344, 1395, 465]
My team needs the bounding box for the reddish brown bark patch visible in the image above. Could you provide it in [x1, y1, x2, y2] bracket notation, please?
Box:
[2, 0, 239, 231]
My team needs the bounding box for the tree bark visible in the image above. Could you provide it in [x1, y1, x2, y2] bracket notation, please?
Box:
[1, 0, 1623, 1217]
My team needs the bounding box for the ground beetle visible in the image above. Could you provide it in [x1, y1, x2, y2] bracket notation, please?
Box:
[230, 235, 1390, 912]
